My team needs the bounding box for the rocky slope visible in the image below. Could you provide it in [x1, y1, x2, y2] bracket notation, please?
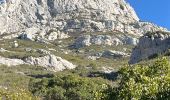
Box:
[129, 31, 170, 64]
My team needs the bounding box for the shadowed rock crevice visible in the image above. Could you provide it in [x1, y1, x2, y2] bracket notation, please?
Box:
[47, 0, 57, 17]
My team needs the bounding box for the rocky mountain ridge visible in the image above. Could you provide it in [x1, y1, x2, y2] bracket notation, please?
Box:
[0, 0, 167, 37]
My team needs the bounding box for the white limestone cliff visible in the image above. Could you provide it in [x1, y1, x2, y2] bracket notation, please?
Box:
[0, 0, 167, 37]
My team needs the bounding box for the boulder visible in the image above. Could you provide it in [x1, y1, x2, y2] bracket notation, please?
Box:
[24, 54, 76, 72]
[19, 33, 34, 41]
[73, 35, 91, 48]
[0, 56, 25, 66]
[47, 30, 69, 41]
[18, 27, 40, 41]
[124, 36, 139, 45]
[102, 50, 129, 59]
[0, 54, 76, 72]
[12, 41, 19, 48]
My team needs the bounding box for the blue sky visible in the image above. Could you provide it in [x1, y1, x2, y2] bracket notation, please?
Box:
[127, 0, 170, 30]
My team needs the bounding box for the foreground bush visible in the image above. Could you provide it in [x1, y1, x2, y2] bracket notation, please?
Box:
[115, 57, 170, 99]
[29, 74, 112, 100]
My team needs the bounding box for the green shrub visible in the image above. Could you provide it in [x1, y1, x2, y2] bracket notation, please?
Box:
[29, 74, 112, 100]
[120, 4, 125, 10]
[114, 57, 170, 100]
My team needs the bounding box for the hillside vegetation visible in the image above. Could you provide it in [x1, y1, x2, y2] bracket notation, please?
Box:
[0, 57, 170, 99]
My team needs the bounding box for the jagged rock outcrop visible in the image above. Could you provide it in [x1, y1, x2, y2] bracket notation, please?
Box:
[0, 54, 76, 72]
[18, 27, 69, 41]
[129, 31, 170, 64]
[0, 0, 167, 39]
[73, 34, 138, 48]
[88, 50, 129, 60]
[24, 55, 76, 72]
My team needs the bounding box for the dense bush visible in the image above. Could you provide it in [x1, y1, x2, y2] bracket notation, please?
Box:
[115, 57, 170, 100]
[29, 74, 112, 100]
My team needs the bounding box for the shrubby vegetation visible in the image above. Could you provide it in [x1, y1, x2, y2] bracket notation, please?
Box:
[0, 88, 39, 100]
[115, 57, 170, 99]
[29, 74, 112, 100]
[29, 57, 170, 100]
[0, 52, 170, 100]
